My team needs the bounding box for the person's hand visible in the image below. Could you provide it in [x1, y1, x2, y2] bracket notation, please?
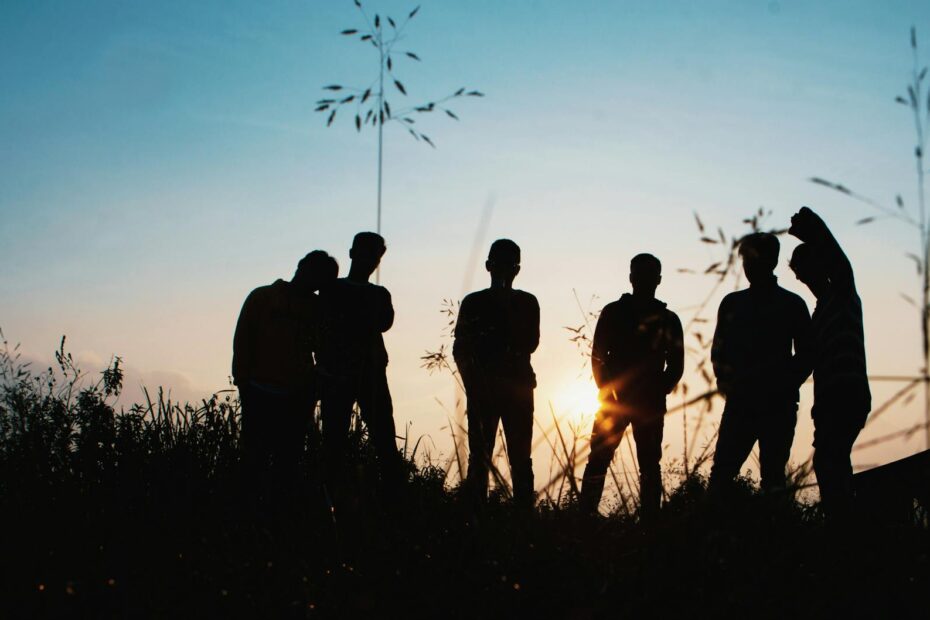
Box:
[789, 206, 827, 242]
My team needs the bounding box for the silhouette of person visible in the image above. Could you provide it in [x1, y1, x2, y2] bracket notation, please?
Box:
[232, 250, 338, 498]
[788, 207, 871, 521]
[317, 232, 402, 505]
[579, 254, 684, 518]
[709, 232, 811, 494]
[453, 239, 540, 509]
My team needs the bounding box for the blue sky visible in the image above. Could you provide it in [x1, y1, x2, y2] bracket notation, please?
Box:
[3, 0, 930, 478]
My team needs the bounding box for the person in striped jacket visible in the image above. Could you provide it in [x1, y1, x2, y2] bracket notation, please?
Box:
[788, 206, 871, 522]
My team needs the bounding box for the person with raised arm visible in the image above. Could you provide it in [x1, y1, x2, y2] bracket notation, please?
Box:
[788, 206, 871, 522]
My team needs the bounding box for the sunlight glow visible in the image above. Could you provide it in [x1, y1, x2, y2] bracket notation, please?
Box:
[554, 379, 602, 422]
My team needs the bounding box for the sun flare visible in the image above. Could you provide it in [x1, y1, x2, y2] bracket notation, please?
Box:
[554, 380, 602, 422]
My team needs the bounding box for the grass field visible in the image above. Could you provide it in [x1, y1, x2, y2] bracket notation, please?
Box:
[1, 338, 927, 618]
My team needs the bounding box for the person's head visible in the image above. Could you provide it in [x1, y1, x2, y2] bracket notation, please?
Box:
[738, 232, 780, 284]
[349, 231, 387, 278]
[789, 243, 828, 295]
[293, 250, 339, 292]
[486, 239, 521, 286]
[629, 253, 662, 296]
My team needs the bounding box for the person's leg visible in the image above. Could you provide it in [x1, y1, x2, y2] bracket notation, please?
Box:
[580, 400, 630, 514]
[758, 402, 797, 493]
[708, 400, 758, 495]
[270, 391, 312, 504]
[465, 390, 500, 503]
[500, 383, 535, 508]
[356, 370, 403, 490]
[813, 407, 866, 522]
[631, 410, 665, 519]
[320, 377, 356, 508]
[240, 385, 275, 502]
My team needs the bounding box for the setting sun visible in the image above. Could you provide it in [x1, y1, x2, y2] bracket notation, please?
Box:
[554, 379, 602, 421]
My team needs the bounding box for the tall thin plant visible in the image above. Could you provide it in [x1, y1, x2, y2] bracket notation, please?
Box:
[810, 26, 930, 449]
[316, 1, 484, 242]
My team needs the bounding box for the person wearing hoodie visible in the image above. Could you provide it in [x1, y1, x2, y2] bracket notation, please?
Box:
[579, 254, 684, 518]
[232, 250, 339, 498]
[709, 232, 811, 495]
[454, 239, 540, 510]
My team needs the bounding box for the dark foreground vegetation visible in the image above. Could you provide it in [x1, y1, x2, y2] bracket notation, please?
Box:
[1, 341, 927, 619]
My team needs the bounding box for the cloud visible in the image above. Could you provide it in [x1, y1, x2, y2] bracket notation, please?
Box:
[3, 346, 220, 410]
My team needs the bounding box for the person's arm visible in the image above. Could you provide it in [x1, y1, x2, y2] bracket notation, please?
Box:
[377, 286, 395, 332]
[711, 296, 733, 396]
[663, 312, 685, 394]
[591, 308, 610, 390]
[453, 295, 477, 389]
[231, 291, 258, 387]
[790, 206, 855, 293]
[513, 294, 540, 355]
[789, 297, 813, 388]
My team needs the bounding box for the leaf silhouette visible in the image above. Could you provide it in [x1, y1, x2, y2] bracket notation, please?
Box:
[388, 16, 396, 28]
[361, 34, 372, 41]
[409, 6, 420, 18]
[406, 52, 421, 61]
[394, 79, 407, 95]
[856, 217, 876, 225]
[901, 293, 917, 307]
[454, 87, 465, 96]
[361, 89, 371, 103]
[896, 194, 904, 208]
[445, 110, 459, 120]
[700, 237, 718, 244]
[466, 90, 484, 97]
[327, 110, 336, 126]
[341, 29, 358, 35]
[353, 0, 361, 6]
[374, 14, 380, 28]
[315, 104, 329, 112]
[340, 95, 355, 103]
[323, 85, 343, 91]
[906, 252, 923, 275]
[693, 212, 705, 233]
[355, 114, 361, 131]
[896, 96, 909, 105]
[408, 129, 419, 140]
[384, 101, 391, 117]
[387, 56, 393, 71]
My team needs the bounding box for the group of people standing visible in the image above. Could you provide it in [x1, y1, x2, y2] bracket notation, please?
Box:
[232, 206, 870, 521]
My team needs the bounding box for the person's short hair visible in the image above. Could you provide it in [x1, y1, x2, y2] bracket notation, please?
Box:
[630, 253, 661, 277]
[296, 250, 332, 275]
[488, 239, 521, 265]
[352, 231, 387, 256]
[789, 243, 816, 271]
[738, 232, 780, 267]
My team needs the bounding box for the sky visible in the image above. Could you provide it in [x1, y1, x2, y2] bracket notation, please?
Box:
[3, 0, 930, 490]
